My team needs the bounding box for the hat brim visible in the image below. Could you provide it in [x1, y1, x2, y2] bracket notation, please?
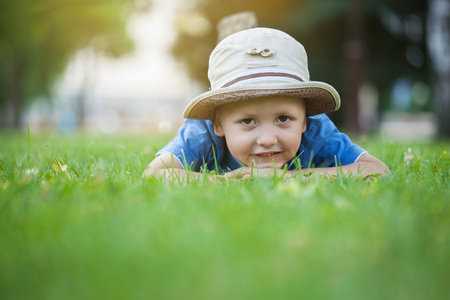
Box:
[183, 81, 341, 120]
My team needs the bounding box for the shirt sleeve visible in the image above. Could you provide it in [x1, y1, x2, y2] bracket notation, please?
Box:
[299, 114, 366, 168]
[156, 119, 225, 172]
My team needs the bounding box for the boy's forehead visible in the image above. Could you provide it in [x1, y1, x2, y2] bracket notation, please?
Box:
[216, 96, 306, 116]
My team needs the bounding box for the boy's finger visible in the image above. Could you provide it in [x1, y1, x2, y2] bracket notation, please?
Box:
[225, 171, 237, 178]
[225, 169, 245, 179]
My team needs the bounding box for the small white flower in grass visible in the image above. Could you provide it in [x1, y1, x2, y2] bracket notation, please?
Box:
[404, 153, 414, 163]
[403, 147, 415, 165]
[25, 168, 39, 176]
[52, 162, 67, 172]
[52, 162, 71, 179]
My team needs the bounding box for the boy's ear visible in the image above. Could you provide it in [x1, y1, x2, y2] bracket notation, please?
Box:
[214, 119, 225, 137]
[302, 118, 307, 133]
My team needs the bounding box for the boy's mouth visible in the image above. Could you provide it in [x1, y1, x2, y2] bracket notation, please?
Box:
[255, 152, 281, 158]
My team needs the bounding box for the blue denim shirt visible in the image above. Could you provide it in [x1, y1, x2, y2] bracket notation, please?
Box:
[156, 114, 366, 172]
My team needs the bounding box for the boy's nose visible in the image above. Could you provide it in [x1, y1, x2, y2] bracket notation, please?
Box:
[257, 127, 278, 147]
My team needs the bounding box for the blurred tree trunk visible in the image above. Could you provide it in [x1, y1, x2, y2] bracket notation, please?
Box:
[345, 0, 363, 136]
[76, 88, 86, 129]
[76, 49, 97, 129]
[428, 0, 450, 137]
[9, 55, 26, 128]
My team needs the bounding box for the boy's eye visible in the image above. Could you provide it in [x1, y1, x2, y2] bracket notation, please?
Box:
[241, 118, 255, 125]
[277, 116, 290, 123]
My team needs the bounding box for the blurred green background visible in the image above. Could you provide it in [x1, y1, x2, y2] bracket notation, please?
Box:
[0, 0, 449, 138]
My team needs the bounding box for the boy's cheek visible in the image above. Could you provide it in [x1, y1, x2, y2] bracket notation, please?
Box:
[225, 142, 251, 164]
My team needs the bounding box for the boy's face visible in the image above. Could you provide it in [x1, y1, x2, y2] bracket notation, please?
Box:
[214, 96, 307, 169]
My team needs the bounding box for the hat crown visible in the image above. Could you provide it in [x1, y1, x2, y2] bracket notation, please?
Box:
[208, 28, 310, 90]
[182, 27, 340, 120]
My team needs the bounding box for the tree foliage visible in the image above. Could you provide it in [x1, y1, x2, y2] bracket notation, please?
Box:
[0, 0, 151, 127]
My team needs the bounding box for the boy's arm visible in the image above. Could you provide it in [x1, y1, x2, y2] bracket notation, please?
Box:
[143, 152, 223, 182]
[143, 152, 183, 179]
[225, 153, 390, 180]
[299, 152, 390, 178]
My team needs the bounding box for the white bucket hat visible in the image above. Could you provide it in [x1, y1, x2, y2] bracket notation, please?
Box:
[183, 27, 341, 120]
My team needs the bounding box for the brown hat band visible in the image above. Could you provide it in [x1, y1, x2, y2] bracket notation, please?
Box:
[221, 72, 305, 88]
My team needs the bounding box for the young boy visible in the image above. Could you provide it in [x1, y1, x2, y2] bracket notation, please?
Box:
[144, 27, 389, 181]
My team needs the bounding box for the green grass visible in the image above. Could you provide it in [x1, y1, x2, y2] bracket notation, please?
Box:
[1, 130, 449, 300]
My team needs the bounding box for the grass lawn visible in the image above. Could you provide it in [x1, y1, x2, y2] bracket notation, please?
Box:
[1, 130, 449, 300]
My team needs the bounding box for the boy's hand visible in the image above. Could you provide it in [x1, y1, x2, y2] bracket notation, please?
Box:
[225, 166, 278, 180]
